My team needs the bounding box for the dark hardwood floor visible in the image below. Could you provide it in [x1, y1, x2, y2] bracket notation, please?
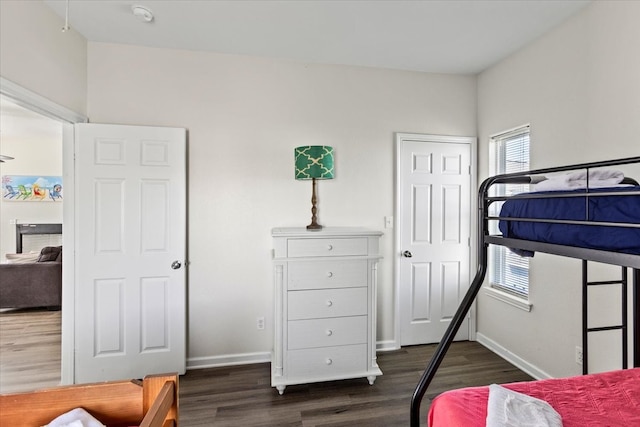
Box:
[179, 341, 533, 427]
[0, 310, 533, 426]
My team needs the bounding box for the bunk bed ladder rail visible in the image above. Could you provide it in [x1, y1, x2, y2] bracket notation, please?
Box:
[582, 260, 628, 374]
[635, 269, 640, 368]
[409, 257, 488, 427]
[409, 175, 497, 427]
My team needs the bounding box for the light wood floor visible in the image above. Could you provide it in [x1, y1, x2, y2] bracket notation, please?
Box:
[0, 310, 533, 426]
[0, 308, 62, 394]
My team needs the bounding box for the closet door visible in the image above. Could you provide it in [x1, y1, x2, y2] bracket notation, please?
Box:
[397, 134, 473, 346]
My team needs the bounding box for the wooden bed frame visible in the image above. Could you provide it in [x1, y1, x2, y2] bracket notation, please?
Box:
[0, 373, 178, 427]
[410, 156, 640, 426]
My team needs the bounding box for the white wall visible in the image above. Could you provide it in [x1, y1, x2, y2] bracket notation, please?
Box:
[0, 105, 63, 259]
[0, 1, 87, 116]
[477, 1, 640, 378]
[86, 42, 477, 365]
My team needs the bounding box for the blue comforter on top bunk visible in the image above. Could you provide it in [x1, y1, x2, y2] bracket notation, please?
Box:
[498, 186, 640, 255]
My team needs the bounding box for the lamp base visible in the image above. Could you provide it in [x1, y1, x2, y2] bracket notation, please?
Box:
[306, 177, 323, 231]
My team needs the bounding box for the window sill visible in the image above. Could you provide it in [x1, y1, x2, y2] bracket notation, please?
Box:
[484, 286, 532, 312]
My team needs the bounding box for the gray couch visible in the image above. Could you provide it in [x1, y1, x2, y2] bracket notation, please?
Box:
[0, 246, 62, 310]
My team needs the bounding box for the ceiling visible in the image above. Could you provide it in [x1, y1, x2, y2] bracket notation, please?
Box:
[43, 0, 590, 75]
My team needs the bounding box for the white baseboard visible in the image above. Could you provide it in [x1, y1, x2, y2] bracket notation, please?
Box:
[377, 339, 400, 352]
[475, 332, 552, 380]
[187, 340, 399, 370]
[187, 351, 271, 370]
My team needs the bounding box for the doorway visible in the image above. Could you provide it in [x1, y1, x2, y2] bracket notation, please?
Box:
[395, 133, 476, 346]
[1, 79, 188, 386]
[1, 78, 87, 387]
[0, 95, 64, 392]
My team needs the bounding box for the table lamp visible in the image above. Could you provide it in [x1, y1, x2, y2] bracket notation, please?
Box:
[295, 146, 334, 230]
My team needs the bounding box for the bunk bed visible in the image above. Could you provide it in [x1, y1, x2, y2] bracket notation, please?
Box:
[410, 156, 640, 427]
[0, 373, 178, 427]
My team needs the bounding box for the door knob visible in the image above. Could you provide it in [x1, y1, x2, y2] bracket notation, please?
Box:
[171, 260, 182, 270]
[402, 250, 412, 258]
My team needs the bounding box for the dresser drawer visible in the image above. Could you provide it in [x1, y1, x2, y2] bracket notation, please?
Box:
[287, 237, 368, 257]
[288, 260, 367, 290]
[286, 344, 367, 380]
[288, 316, 367, 350]
[288, 288, 367, 320]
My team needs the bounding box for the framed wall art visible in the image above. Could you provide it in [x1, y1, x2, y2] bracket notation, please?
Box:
[2, 175, 63, 202]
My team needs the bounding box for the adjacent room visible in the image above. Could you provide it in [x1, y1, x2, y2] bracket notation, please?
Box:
[0, 97, 63, 393]
[1, 1, 638, 426]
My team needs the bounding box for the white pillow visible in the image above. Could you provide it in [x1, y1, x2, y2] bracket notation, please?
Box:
[45, 408, 105, 427]
[5, 252, 40, 264]
[486, 384, 563, 427]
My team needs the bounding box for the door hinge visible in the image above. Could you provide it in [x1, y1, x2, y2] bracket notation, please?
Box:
[468, 165, 471, 175]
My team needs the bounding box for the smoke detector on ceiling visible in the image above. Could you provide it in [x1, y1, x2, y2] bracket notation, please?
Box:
[132, 5, 154, 23]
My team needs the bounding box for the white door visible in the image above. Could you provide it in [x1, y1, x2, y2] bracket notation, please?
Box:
[74, 123, 186, 383]
[397, 134, 472, 346]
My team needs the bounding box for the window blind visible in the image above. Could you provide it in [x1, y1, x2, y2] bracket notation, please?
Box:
[490, 126, 530, 298]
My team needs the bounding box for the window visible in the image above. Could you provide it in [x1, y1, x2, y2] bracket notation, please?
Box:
[489, 125, 530, 299]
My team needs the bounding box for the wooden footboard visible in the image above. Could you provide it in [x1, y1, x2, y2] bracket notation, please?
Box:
[0, 373, 178, 427]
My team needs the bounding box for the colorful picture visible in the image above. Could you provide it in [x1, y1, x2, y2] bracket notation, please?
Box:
[2, 175, 63, 202]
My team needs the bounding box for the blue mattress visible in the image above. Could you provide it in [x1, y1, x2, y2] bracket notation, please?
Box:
[498, 186, 640, 255]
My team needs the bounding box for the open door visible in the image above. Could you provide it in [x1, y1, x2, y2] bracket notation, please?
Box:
[74, 123, 186, 382]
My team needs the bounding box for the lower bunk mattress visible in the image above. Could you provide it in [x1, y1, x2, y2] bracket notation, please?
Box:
[498, 186, 640, 255]
[427, 368, 640, 427]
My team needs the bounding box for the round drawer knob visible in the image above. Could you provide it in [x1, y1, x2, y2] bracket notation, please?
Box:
[327, 271, 333, 278]
[326, 358, 333, 365]
[327, 244, 333, 251]
[326, 329, 333, 336]
[326, 300, 333, 307]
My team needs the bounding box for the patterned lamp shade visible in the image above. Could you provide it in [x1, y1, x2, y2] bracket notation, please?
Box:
[295, 146, 334, 180]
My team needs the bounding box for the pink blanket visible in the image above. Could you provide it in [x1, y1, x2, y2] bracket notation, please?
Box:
[428, 368, 640, 427]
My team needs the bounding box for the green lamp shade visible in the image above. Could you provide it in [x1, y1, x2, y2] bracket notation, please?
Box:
[295, 146, 334, 180]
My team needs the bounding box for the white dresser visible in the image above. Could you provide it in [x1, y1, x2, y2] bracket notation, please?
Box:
[271, 227, 383, 394]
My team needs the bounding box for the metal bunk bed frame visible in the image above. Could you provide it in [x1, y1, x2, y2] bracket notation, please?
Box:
[410, 156, 640, 427]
